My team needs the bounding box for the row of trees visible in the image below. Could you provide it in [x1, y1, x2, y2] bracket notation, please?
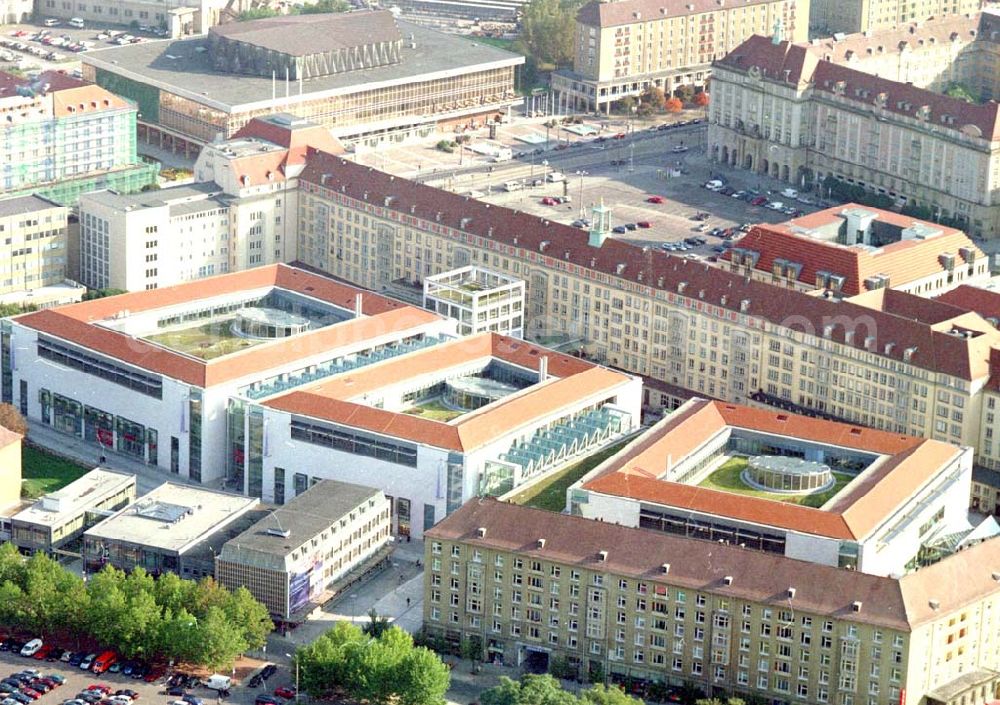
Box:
[480, 675, 750, 705]
[293, 622, 450, 705]
[239, 0, 350, 21]
[617, 86, 710, 116]
[0, 544, 272, 668]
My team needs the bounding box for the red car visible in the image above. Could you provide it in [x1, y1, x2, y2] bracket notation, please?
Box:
[273, 688, 296, 699]
[32, 644, 54, 660]
[646, 195, 665, 204]
[636, 221, 652, 229]
[750, 196, 768, 206]
[540, 197, 557, 206]
[144, 666, 166, 683]
[88, 685, 112, 694]
[613, 132, 626, 140]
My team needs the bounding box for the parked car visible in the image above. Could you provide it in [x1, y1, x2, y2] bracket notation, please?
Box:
[260, 665, 278, 680]
[78, 655, 96, 671]
[20, 641, 43, 658]
[671, 145, 689, 153]
[31, 646, 53, 661]
[612, 226, 627, 234]
[273, 689, 295, 700]
[165, 688, 186, 697]
[750, 196, 768, 206]
[646, 195, 665, 204]
[540, 197, 557, 206]
[636, 221, 651, 229]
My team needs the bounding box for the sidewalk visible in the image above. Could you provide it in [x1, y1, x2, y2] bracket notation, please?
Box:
[26, 420, 218, 495]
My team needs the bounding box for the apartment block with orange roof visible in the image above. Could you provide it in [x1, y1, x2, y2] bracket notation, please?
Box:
[424, 498, 1000, 705]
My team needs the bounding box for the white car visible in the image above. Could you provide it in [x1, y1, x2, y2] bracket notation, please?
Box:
[79, 653, 97, 670]
[20, 639, 43, 657]
[671, 145, 689, 153]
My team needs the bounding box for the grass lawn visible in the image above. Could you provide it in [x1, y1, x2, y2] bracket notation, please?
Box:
[145, 321, 263, 360]
[402, 398, 465, 422]
[21, 445, 90, 499]
[510, 437, 634, 512]
[698, 456, 853, 508]
[473, 36, 519, 52]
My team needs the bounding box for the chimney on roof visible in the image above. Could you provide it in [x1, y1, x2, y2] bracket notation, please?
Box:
[723, 576, 733, 586]
[929, 599, 940, 610]
[660, 563, 670, 574]
[787, 587, 796, 599]
[435, 212, 443, 222]
[410, 205, 417, 214]
[460, 217, 472, 229]
[852, 601, 863, 613]
[538, 355, 549, 382]
[598, 550, 608, 562]
[537, 538, 546, 549]
[477, 527, 487, 538]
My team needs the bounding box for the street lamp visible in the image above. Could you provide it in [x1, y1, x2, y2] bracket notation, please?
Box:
[575, 170, 588, 219]
[541, 160, 549, 184]
[284, 654, 299, 703]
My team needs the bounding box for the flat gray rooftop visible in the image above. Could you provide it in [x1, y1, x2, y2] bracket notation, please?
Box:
[0, 194, 64, 218]
[83, 21, 522, 112]
[222, 479, 382, 559]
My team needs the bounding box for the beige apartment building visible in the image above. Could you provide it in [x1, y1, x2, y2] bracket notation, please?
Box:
[295, 153, 1000, 473]
[425, 499, 1000, 705]
[0, 195, 70, 306]
[707, 14, 1000, 238]
[550, 0, 809, 114]
[810, 0, 983, 35]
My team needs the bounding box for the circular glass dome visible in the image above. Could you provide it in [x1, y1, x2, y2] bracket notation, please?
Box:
[742, 455, 834, 494]
[233, 307, 311, 339]
[444, 376, 520, 411]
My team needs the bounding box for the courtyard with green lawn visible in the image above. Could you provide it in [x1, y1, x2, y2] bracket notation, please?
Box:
[401, 397, 465, 422]
[21, 445, 90, 499]
[145, 321, 263, 360]
[698, 456, 854, 508]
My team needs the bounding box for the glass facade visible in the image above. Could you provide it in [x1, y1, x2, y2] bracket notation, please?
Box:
[274, 466, 285, 504]
[44, 390, 150, 462]
[188, 389, 202, 483]
[446, 453, 465, 514]
[247, 407, 264, 499]
[290, 418, 418, 467]
[226, 400, 246, 492]
[37, 336, 163, 398]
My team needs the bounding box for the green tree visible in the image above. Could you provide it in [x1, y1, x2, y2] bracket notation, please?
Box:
[194, 605, 248, 669]
[0, 303, 36, 317]
[945, 82, 978, 103]
[295, 0, 350, 13]
[482, 675, 578, 705]
[363, 608, 392, 639]
[224, 585, 273, 650]
[581, 684, 644, 705]
[518, 0, 584, 68]
[395, 643, 450, 705]
[639, 85, 666, 114]
[0, 581, 26, 630]
[0, 542, 26, 586]
[237, 6, 279, 20]
[674, 84, 696, 102]
[0, 404, 27, 436]
[82, 288, 126, 301]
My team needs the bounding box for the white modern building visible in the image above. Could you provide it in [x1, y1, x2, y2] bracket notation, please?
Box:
[79, 114, 343, 292]
[571, 398, 985, 577]
[423, 266, 525, 338]
[5, 264, 640, 536]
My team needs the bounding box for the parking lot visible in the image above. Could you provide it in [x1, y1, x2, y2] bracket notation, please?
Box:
[0, 647, 294, 705]
[1, 20, 165, 75]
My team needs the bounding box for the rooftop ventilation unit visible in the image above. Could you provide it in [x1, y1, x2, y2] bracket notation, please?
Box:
[598, 550, 608, 562]
[477, 527, 487, 538]
[265, 527, 291, 538]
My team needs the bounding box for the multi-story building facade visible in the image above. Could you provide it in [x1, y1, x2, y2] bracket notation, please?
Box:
[810, 0, 983, 35]
[78, 114, 341, 291]
[294, 152, 1000, 470]
[0, 72, 156, 205]
[0, 0, 30, 24]
[708, 16, 1000, 238]
[0, 195, 81, 308]
[215, 480, 392, 621]
[423, 267, 526, 337]
[425, 498, 1000, 705]
[81, 12, 522, 153]
[550, 0, 808, 114]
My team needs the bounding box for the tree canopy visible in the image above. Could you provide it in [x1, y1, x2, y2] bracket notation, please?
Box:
[481, 675, 644, 705]
[518, 0, 587, 68]
[294, 622, 450, 705]
[0, 545, 272, 668]
[0, 403, 27, 436]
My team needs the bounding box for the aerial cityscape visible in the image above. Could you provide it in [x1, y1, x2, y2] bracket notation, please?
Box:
[0, 0, 999, 703]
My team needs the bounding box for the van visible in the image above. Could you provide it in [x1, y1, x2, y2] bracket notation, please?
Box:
[68, 17, 85, 28]
[704, 179, 724, 191]
[781, 188, 799, 199]
[502, 180, 522, 192]
[204, 675, 232, 692]
[545, 172, 565, 183]
[42, 18, 59, 26]
[91, 651, 116, 674]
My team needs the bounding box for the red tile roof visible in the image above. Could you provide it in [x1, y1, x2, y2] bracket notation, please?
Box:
[580, 399, 962, 541]
[299, 153, 1000, 381]
[263, 333, 633, 451]
[15, 264, 437, 388]
[728, 206, 982, 295]
[900, 536, 1000, 626]
[427, 498, 911, 630]
[232, 116, 345, 168]
[718, 34, 1000, 139]
[936, 285, 1000, 324]
[50, 84, 130, 117]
